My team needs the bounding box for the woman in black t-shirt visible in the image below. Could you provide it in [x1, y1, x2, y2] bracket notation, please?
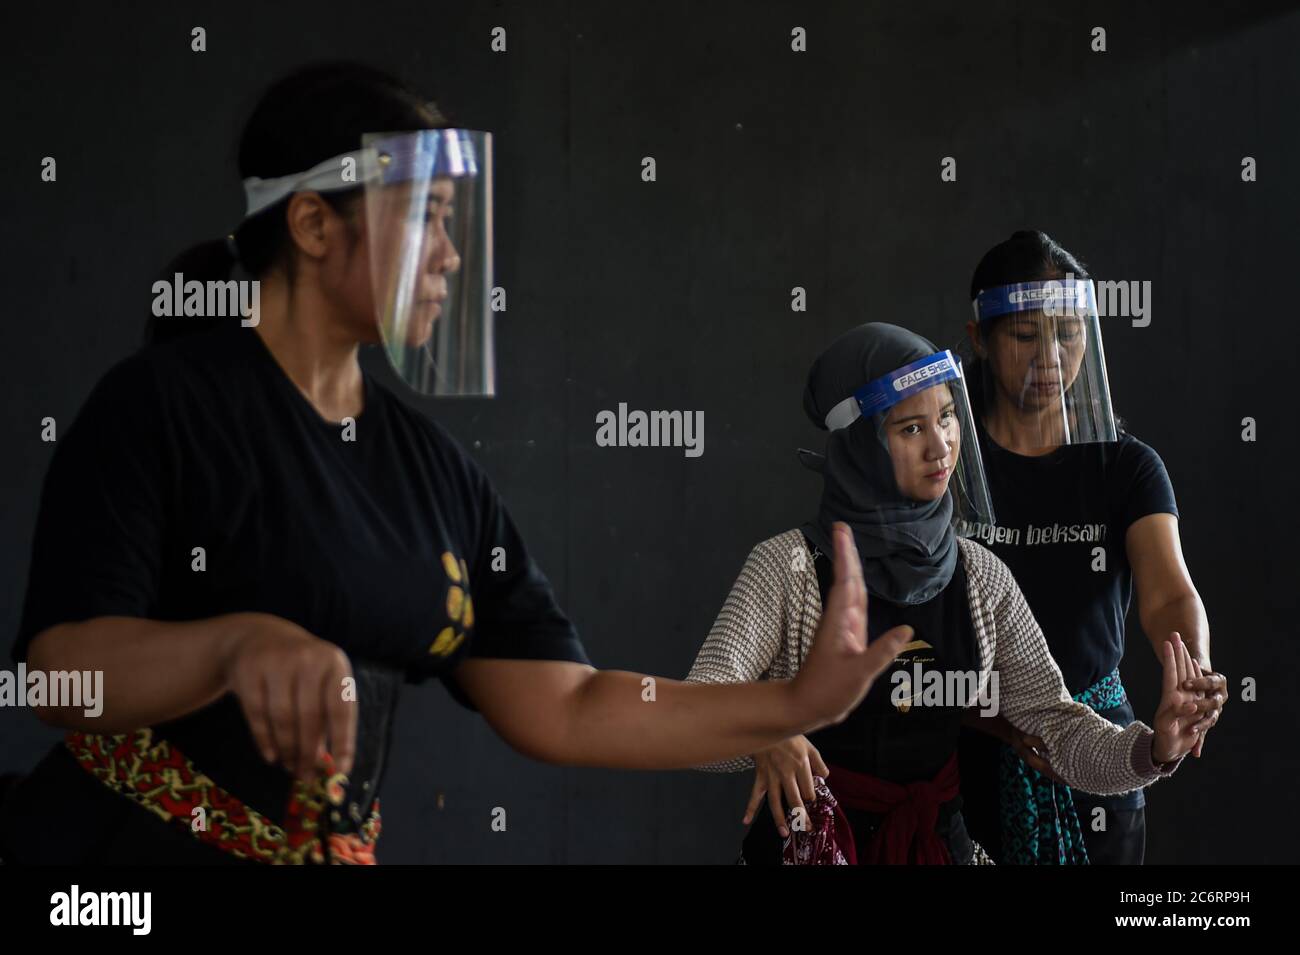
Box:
[955, 231, 1228, 865]
[0, 62, 899, 865]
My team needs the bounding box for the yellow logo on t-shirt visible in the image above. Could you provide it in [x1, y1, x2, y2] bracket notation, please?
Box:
[429, 551, 473, 657]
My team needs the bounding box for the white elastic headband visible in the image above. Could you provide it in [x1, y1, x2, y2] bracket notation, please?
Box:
[241, 148, 381, 219]
[824, 396, 862, 431]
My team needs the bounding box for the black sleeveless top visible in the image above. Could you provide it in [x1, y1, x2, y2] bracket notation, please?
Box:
[741, 532, 981, 864]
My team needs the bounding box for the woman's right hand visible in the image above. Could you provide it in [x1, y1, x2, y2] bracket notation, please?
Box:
[744, 735, 830, 838]
[791, 522, 914, 727]
[978, 713, 1064, 783]
[1005, 723, 1064, 783]
[219, 613, 357, 781]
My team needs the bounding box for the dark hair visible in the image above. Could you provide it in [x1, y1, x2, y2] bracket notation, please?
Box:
[968, 229, 1090, 301]
[962, 230, 1123, 434]
[144, 61, 446, 346]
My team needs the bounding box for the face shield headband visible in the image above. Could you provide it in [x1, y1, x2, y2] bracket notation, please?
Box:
[823, 350, 962, 431]
[235, 129, 495, 397]
[821, 349, 995, 527]
[969, 277, 1117, 446]
[239, 130, 483, 219]
[973, 277, 1096, 322]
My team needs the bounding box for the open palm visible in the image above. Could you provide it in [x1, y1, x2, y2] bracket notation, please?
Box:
[792, 522, 914, 727]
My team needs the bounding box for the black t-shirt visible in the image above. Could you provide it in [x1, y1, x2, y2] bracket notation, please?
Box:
[956, 427, 1176, 842]
[4, 322, 588, 862]
[959, 427, 1178, 696]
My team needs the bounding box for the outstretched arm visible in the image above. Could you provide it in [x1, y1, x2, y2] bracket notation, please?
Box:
[450, 524, 914, 769]
[681, 534, 800, 772]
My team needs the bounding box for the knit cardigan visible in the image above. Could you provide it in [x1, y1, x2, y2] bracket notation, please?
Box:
[685, 529, 1183, 793]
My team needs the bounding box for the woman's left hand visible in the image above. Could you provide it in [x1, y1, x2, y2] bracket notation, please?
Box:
[1150, 633, 1214, 764]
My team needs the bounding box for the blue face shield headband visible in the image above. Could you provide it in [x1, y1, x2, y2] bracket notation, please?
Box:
[973, 278, 1097, 323]
[823, 351, 962, 431]
[968, 276, 1118, 447]
[821, 348, 996, 527]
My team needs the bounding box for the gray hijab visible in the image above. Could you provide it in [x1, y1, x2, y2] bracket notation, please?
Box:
[799, 323, 957, 606]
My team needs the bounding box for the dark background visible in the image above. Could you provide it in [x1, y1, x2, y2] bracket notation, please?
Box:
[2, 0, 1297, 863]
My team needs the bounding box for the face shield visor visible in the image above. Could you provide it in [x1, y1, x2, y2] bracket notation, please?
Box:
[361, 129, 493, 396]
[822, 350, 995, 526]
[971, 278, 1117, 446]
[240, 128, 494, 396]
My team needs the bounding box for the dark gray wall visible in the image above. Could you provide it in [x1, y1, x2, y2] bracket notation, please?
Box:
[3, 0, 1296, 862]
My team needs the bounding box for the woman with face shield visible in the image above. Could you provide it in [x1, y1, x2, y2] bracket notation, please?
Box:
[955, 231, 1226, 865]
[0, 62, 899, 865]
[685, 323, 1209, 865]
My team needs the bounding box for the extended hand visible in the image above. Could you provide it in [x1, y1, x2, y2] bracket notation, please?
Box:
[790, 523, 913, 728]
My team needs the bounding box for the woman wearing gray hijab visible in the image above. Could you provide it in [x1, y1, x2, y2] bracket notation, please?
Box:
[685, 322, 1212, 865]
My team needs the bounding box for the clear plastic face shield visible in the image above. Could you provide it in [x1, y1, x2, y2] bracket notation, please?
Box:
[971, 278, 1117, 446]
[240, 128, 494, 396]
[823, 350, 996, 525]
[362, 130, 493, 396]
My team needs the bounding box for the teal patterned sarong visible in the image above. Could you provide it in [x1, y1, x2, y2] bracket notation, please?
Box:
[998, 668, 1128, 865]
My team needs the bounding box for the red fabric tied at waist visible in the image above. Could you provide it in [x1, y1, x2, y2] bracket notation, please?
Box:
[64, 729, 380, 865]
[785, 753, 960, 866]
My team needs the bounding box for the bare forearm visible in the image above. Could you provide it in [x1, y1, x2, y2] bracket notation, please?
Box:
[559, 669, 819, 770]
[25, 613, 250, 732]
[1142, 594, 1211, 666]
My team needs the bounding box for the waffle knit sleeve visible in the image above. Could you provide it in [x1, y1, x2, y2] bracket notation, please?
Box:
[971, 542, 1184, 795]
[684, 538, 794, 773]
